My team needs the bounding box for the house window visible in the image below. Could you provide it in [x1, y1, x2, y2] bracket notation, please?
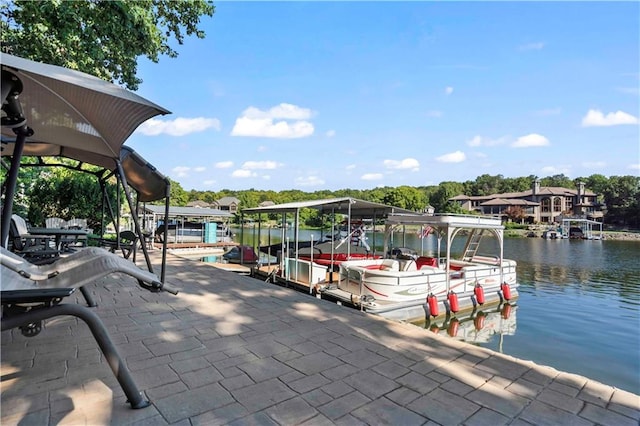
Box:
[553, 198, 562, 212]
[541, 198, 551, 213]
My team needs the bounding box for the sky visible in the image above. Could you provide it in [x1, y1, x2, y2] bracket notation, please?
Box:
[126, 1, 640, 192]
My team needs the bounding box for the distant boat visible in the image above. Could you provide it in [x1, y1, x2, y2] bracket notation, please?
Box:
[222, 245, 259, 264]
[541, 229, 561, 239]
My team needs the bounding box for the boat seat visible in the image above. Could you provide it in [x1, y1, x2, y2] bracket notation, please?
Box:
[380, 259, 399, 271]
[402, 259, 417, 272]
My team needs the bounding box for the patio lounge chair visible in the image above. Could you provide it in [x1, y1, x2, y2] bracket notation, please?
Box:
[0, 246, 178, 409]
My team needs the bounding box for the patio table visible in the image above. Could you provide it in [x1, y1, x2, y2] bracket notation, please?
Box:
[29, 228, 88, 251]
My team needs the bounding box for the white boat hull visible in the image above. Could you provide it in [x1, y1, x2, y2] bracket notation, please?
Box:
[321, 257, 518, 321]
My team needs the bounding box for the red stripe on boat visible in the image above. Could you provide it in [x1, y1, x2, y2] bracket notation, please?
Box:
[363, 283, 389, 297]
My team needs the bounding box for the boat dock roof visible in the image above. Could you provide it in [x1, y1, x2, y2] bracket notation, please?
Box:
[241, 197, 415, 218]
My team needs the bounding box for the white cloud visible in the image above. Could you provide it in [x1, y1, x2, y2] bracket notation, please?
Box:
[172, 166, 191, 177]
[518, 42, 545, 51]
[137, 117, 221, 136]
[383, 158, 420, 171]
[628, 163, 640, 170]
[203, 180, 216, 186]
[361, 173, 384, 181]
[346, 164, 356, 171]
[582, 161, 606, 169]
[426, 110, 443, 118]
[326, 130, 336, 137]
[231, 169, 257, 178]
[581, 109, 639, 127]
[467, 135, 508, 147]
[445, 86, 454, 95]
[435, 151, 466, 163]
[511, 133, 550, 148]
[295, 176, 325, 186]
[194, 166, 206, 172]
[257, 145, 268, 152]
[231, 103, 315, 138]
[241, 160, 281, 170]
[215, 161, 234, 169]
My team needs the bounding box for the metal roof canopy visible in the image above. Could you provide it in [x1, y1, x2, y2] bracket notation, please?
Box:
[242, 197, 415, 218]
[142, 205, 233, 219]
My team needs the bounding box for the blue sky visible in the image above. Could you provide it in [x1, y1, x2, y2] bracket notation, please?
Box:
[127, 2, 639, 192]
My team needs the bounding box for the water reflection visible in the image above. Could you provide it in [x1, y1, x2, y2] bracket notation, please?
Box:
[413, 303, 518, 351]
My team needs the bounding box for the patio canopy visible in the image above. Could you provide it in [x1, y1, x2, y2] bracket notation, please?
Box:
[1, 53, 170, 158]
[1, 53, 171, 280]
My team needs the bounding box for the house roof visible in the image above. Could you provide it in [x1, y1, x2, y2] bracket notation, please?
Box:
[216, 197, 240, 206]
[480, 198, 539, 206]
[450, 185, 596, 203]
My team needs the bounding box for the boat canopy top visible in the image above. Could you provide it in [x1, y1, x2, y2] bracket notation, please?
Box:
[242, 197, 416, 218]
[386, 213, 504, 231]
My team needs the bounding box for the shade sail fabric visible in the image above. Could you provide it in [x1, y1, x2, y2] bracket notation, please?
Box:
[1, 53, 171, 202]
[120, 146, 169, 203]
[1, 53, 170, 158]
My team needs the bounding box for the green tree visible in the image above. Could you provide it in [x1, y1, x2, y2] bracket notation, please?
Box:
[430, 182, 465, 213]
[471, 174, 504, 196]
[603, 176, 640, 227]
[26, 164, 114, 230]
[541, 174, 574, 189]
[382, 186, 425, 211]
[168, 178, 188, 206]
[1, 0, 215, 90]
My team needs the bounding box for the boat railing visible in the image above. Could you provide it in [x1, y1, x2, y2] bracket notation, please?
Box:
[344, 261, 513, 301]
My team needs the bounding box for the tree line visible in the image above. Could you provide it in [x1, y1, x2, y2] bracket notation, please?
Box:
[170, 173, 639, 229]
[5, 159, 638, 232]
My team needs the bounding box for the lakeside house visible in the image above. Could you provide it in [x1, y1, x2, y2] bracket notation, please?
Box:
[186, 197, 241, 214]
[449, 180, 604, 224]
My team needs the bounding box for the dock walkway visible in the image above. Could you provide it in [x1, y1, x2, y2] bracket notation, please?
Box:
[2, 252, 638, 425]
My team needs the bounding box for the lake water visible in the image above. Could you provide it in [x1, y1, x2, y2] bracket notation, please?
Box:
[232, 227, 640, 394]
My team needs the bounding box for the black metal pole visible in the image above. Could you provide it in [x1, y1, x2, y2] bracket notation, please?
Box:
[1, 126, 31, 247]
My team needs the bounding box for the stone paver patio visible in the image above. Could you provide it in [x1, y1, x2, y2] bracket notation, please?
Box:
[2, 252, 639, 425]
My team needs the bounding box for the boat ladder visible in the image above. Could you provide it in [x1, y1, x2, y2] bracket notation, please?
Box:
[462, 229, 484, 262]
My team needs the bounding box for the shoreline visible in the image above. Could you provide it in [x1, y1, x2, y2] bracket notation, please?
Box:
[506, 229, 640, 241]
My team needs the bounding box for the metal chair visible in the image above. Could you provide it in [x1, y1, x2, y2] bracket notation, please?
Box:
[100, 230, 138, 260]
[9, 215, 59, 263]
